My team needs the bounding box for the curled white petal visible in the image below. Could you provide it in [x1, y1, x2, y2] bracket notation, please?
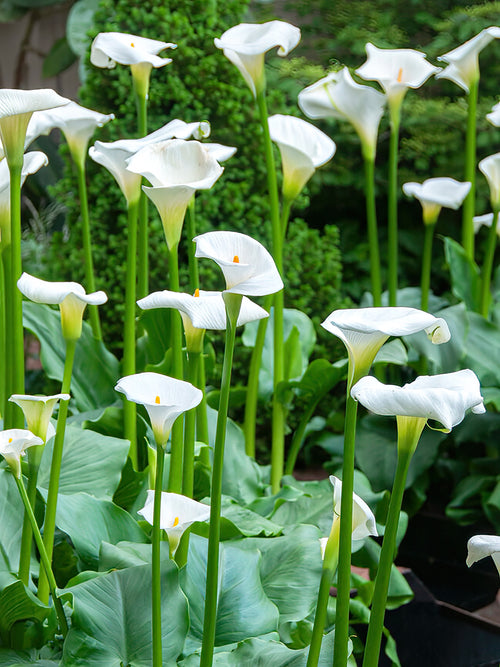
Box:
[487, 101, 500, 127]
[0, 429, 43, 478]
[0, 89, 69, 119]
[467, 534, 500, 574]
[330, 475, 378, 541]
[479, 153, 500, 210]
[402, 178, 471, 210]
[90, 32, 176, 69]
[9, 393, 70, 442]
[473, 213, 500, 236]
[17, 272, 106, 306]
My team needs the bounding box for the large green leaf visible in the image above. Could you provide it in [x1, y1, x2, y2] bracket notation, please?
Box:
[37, 425, 129, 499]
[181, 534, 279, 652]
[0, 650, 58, 666]
[444, 236, 481, 310]
[23, 302, 120, 412]
[0, 572, 49, 642]
[66, 0, 100, 57]
[464, 311, 500, 387]
[0, 469, 25, 572]
[270, 478, 333, 535]
[98, 541, 169, 571]
[62, 562, 188, 666]
[53, 493, 147, 569]
[42, 36, 76, 77]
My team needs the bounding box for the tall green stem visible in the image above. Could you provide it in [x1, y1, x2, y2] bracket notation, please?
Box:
[420, 222, 436, 312]
[2, 243, 14, 428]
[333, 393, 359, 667]
[135, 89, 149, 300]
[14, 474, 68, 637]
[18, 444, 44, 584]
[37, 338, 76, 604]
[364, 156, 382, 306]
[285, 397, 320, 476]
[167, 242, 184, 493]
[152, 443, 165, 667]
[200, 294, 242, 667]
[196, 351, 210, 466]
[281, 197, 292, 242]
[480, 208, 499, 317]
[462, 80, 479, 260]
[0, 248, 6, 422]
[187, 198, 199, 293]
[387, 110, 400, 307]
[75, 160, 101, 339]
[123, 199, 140, 468]
[9, 163, 24, 428]
[183, 351, 200, 497]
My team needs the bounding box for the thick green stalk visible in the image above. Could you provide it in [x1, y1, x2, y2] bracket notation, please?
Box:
[183, 351, 200, 497]
[387, 110, 400, 307]
[333, 393, 359, 667]
[281, 197, 292, 242]
[187, 198, 199, 293]
[14, 474, 68, 637]
[37, 338, 76, 604]
[2, 244, 14, 428]
[136, 89, 149, 300]
[75, 160, 101, 339]
[420, 222, 436, 312]
[196, 351, 210, 466]
[307, 519, 340, 667]
[285, 396, 320, 476]
[0, 247, 5, 422]
[167, 242, 184, 493]
[462, 80, 479, 260]
[123, 199, 140, 469]
[200, 294, 242, 667]
[152, 443, 165, 667]
[364, 156, 382, 307]
[18, 444, 44, 584]
[9, 163, 24, 428]
[480, 208, 499, 317]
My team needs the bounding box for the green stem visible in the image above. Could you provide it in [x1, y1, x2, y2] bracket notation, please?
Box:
[462, 80, 478, 260]
[387, 110, 400, 307]
[167, 242, 184, 493]
[0, 247, 6, 423]
[183, 351, 200, 497]
[123, 199, 140, 469]
[333, 393, 359, 667]
[136, 90, 149, 301]
[152, 444, 165, 667]
[187, 198, 199, 293]
[281, 197, 292, 242]
[480, 208, 499, 317]
[14, 474, 68, 637]
[75, 160, 101, 339]
[200, 294, 242, 667]
[364, 156, 382, 307]
[285, 397, 320, 476]
[197, 351, 210, 466]
[420, 222, 436, 312]
[18, 444, 43, 584]
[37, 338, 76, 604]
[2, 243, 14, 428]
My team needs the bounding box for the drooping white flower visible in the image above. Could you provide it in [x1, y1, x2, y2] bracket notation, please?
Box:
[330, 475, 377, 542]
[487, 101, 500, 127]
[351, 369, 485, 432]
[91, 32, 177, 69]
[467, 534, 500, 574]
[436, 27, 500, 94]
[214, 21, 300, 97]
[298, 67, 386, 160]
[17, 272, 107, 341]
[268, 114, 335, 200]
[194, 230, 283, 297]
[8, 393, 70, 442]
[479, 153, 500, 210]
[473, 213, 500, 236]
[115, 372, 202, 447]
[321, 307, 450, 387]
[402, 177, 471, 225]
[0, 429, 43, 478]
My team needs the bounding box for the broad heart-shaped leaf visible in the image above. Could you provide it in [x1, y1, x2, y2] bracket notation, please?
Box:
[137, 308, 172, 368]
[464, 311, 500, 387]
[98, 541, 170, 571]
[37, 425, 129, 499]
[243, 308, 316, 400]
[270, 478, 333, 536]
[62, 561, 188, 667]
[180, 534, 279, 652]
[0, 469, 25, 572]
[444, 236, 481, 311]
[234, 525, 323, 624]
[52, 493, 147, 569]
[0, 572, 49, 642]
[23, 301, 119, 412]
[0, 650, 58, 666]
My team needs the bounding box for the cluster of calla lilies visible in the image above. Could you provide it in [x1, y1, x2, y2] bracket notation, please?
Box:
[0, 15, 499, 667]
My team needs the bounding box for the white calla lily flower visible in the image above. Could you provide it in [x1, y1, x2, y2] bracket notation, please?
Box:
[138, 489, 210, 552]
[0, 429, 43, 478]
[467, 534, 500, 574]
[91, 32, 177, 69]
[356, 43, 440, 110]
[322, 307, 450, 387]
[473, 213, 500, 236]
[17, 272, 107, 341]
[268, 114, 335, 200]
[479, 153, 500, 211]
[8, 393, 70, 442]
[436, 27, 500, 93]
[115, 372, 202, 447]
[487, 101, 500, 127]
[330, 475, 377, 542]
[402, 178, 471, 225]
[298, 67, 385, 160]
[194, 230, 283, 297]
[351, 369, 485, 432]
[126, 139, 223, 249]
[214, 21, 300, 97]
[203, 143, 237, 162]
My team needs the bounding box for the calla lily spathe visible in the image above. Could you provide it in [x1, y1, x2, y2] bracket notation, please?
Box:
[436, 27, 500, 93]
[268, 114, 336, 201]
[487, 101, 500, 127]
[402, 178, 471, 225]
[214, 21, 300, 97]
[351, 369, 485, 433]
[115, 372, 202, 447]
[473, 213, 500, 236]
[8, 393, 70, 442]
[298, 67, 386, 160]
[356, 43, 440, 110]
[126, 139, 223, 249]
[17, 272, 107, 341]
[467, 534, 500, 574]
[321, 307, 450, 387]
[194, 231, 283, 297]
[0, 429, 43, 478]
[479, 153, 500, 210]
[91, 32, 177, 69]
[330, 475, 377, 542]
